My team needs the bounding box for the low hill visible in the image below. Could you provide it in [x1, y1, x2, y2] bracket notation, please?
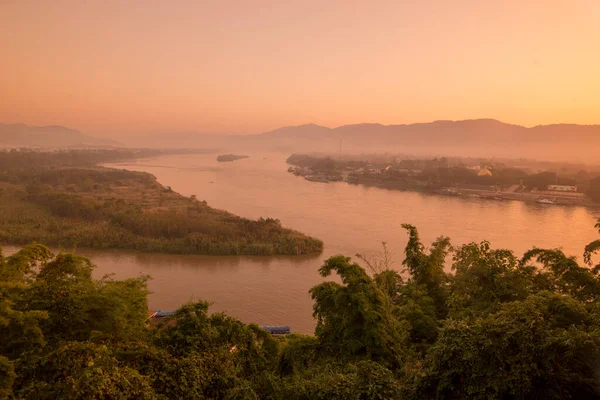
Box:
[0, 123, 121, 148]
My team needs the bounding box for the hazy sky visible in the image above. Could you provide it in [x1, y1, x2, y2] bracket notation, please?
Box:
[1, 0, 599, 136]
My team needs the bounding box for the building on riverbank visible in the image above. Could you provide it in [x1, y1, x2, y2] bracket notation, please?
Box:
[547, 185, 578, 192]
[477, 168, 493, 177]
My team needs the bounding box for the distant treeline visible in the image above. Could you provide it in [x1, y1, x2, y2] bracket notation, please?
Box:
[0, 148, 200, 171]
[287, 154, 600, 200]
[0, 150, 323, 256]
[2, 220, 600, 398]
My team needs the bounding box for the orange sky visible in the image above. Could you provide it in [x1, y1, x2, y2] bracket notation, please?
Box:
[1, 0, 599, 137]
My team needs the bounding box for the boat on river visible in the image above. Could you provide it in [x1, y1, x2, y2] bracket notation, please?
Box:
[537, 198, 555, 205]
[261, 326, 291, 335]
[147, 310, 176, 327]
[149, 310, 175, 319]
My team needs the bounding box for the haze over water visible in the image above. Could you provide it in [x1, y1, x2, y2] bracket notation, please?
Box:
[7, 153, 597, 334]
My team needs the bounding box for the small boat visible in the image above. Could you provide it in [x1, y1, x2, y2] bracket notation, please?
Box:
[147, 310, 176, 327]
[537, 198, 555, 205]
[261, 326, 291, 335]
[441, 188, 458, 196]
[153, 310, 175, 318]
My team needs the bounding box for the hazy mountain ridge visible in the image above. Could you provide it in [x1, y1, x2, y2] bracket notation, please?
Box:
[0, 123, 121, 148]
[246, 119, 599, 162]
[5, 119, 599, 162]
[122, 119, 600, 162]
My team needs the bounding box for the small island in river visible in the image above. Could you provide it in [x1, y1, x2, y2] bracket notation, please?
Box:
[217, 154, 250, 162]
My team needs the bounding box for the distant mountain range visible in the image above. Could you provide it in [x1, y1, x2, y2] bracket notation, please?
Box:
[257, 119, 600, 155]
[133, 119, 599, 163]
[0, 124, 121, 148]
[4, 119, 598, 163]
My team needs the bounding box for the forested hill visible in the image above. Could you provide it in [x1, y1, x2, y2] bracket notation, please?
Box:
[0, 150, 322, 256]
[1, 221, 600, 398]
[0, 123, 121, 148]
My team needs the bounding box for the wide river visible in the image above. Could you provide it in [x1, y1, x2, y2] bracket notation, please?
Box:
[5, 153, 600, 333]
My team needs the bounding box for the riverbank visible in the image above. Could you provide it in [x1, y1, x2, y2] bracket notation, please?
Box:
[0, 150, 323, 256]
[286, 154, 600, 209]
[352, 178, 598, 207]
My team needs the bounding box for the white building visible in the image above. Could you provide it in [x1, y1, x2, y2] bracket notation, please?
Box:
[547, 185, 578, 192]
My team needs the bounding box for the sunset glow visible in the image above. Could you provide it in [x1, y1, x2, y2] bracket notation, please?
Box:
[2, 0, 599, 137]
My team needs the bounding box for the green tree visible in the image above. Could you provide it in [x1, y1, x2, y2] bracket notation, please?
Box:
[450, 241, 529, 316]
[394, 283, 439, 350]
[588, 176, 600, 202]
[421, 292, 600, 399]
[522, 247, 600, 302]
[26, 253, 149, 343]
[0, 245, 50, 361]
[524, 171, 557, 190]
[14, 342, 156, 400]
[151, 301, 279, 398]
[310, 255, 408, 367]
[401, 224, 451, 318]
[584, 219, 600, 272]
[277, 361, 403, 400]
[0, 356, 15, 400]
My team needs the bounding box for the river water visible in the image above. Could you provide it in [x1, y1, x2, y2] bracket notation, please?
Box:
[4, 153, 600, 334]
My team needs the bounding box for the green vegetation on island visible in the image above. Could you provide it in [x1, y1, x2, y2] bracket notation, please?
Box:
[1, 220, 600, 398]
[217, 154, 250, 162]
[0, 150, 322, 256]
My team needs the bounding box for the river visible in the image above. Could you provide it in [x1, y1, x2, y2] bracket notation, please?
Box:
[4, 153, 600, 334]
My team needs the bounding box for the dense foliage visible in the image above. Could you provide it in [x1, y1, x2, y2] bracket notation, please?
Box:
[0, 148, 204, 176]
[2, 220, 600, 398]
[0, 151, 322, 256]
[0, 245, 279, 399]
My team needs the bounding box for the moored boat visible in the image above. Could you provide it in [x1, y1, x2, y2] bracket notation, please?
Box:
[537, 198, 555, 204]
[261, 326, 291, 335]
